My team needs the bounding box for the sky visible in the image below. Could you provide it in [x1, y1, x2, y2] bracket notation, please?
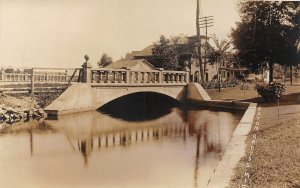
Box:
[0, 0, 240, 68]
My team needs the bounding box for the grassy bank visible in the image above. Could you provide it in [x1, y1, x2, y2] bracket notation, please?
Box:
[229, 116, 300, 187]
[206, 84, 300, 188]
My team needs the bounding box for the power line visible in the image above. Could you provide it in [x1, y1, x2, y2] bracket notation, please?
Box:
[199, 16, 213, 81]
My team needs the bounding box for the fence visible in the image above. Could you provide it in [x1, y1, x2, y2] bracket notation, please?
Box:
[0, 68, 81, 94]
[0, 68, 79, 83]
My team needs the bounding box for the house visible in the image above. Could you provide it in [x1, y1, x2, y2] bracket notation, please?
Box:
[218, 60, 247, 81]
[121, 35, 248, 82]
[124, 35, 217, 82]
[104, 59, 155, 71]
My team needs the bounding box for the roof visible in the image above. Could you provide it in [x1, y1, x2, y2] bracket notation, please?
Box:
[219, 67, 247, 72]
[104, 59, 155, 70]
[125, 45, 154, 59]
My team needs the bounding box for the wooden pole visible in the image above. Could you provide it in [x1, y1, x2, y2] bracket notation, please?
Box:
[290, 65, 293, 85]
[196, 0, 204, 82]
[277, 98, 280, 117]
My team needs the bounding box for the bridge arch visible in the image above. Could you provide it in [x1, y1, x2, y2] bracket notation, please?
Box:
[92, 86, 185, 110]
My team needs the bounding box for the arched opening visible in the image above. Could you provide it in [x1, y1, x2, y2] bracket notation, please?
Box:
[98, 92, 181, 122]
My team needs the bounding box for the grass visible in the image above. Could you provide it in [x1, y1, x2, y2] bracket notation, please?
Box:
[211, 84, 300, 188]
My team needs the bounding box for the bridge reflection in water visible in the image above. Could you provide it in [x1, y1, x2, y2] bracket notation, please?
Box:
[0, 106, 242, 188]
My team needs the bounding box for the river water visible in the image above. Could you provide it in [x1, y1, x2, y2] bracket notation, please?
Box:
[0, 95, 243, 188]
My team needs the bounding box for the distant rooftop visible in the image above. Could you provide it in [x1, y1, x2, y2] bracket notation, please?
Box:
[125, 45, 154, 60]
[125, 35, 209, 60]
[104, 59, 155, 70]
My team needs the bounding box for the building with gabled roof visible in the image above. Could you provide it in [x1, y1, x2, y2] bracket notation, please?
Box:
[104, 59, 155, 71]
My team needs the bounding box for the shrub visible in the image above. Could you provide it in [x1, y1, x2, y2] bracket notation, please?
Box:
[255, 82, 286, 102]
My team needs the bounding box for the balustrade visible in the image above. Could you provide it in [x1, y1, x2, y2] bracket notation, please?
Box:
[91, 68, 188, 84]
[0, 71, 69, 83]
[0, 67, 189, 84]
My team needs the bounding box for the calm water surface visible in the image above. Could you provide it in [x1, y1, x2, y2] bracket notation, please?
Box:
[0, 103, 243, 188]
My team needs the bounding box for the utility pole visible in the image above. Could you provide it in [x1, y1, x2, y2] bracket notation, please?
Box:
[196, 0, 204, 82]
[199, 16, 213, 81]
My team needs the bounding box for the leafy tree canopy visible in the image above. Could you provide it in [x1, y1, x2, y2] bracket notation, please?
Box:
[98, 53, 113, 67]
[206, 34, 231, 65]
[152, 35, 197, 70]
[231, 1, 300, 82]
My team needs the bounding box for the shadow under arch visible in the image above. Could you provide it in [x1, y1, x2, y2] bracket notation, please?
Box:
[98, 92, 182, 122]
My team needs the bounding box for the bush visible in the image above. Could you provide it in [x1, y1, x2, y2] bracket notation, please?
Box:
[255, 82, 286, 102]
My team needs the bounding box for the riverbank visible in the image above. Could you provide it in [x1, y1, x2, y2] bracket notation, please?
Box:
[206, 84, 300, 188]
[0, 92, 62, 124]
[0, 94, 46, 124]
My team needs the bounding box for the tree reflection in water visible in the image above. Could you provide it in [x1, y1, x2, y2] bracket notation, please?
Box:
[0, 94, 243, 188]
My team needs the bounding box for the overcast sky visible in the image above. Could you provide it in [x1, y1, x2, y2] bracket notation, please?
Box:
[0, 0, 240, 68]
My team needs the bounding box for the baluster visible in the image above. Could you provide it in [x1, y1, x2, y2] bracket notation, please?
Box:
[105, 134, 108, 147]
[106, 71, 111, 83]
[155, 72, 159, 83]
[96, 71, 99, 83]
[179, 74, 182, 83]
[135, 72, 139, 83]
[145, 72, 149, 83]
[111, 71, 115, 83]
[150, 72, 154, 83]
[141, 72, 145, 83]
[98, 71, 101, 83]
[99, 71, 103, 83]
[125, 70, 130, 83]
[112, 133, 115, 146]
[129, 132, 132, 141]
[162, 73, 166, 83]
[175, 73, 179, 83]
[91, 71, 95, 83]
[171, 73, 175, 83]
[166, 73, 170, 83]
[185, 72, 189, 83]
[129, 71, 133, 83]
[114, 71, 119, 83]
[121, 71, 125, 83]
[98, 137, 101, 148]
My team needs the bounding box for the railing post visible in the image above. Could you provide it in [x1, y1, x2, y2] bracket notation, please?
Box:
[125, 68, 130, 83]
[81, 62, 92, 83]
[30, 68, 35, 95]
[158, 68, 164, 83]
[185, 71, 190, 83]
[1, 69, 5, 81]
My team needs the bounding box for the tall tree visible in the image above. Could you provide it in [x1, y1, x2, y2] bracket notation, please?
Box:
[206, 34, 231, 66]
[98, 53, 113, 67]
[231, 1, 300, 83]
[206, 34, 231, 91]
[152, 35, 197, 70]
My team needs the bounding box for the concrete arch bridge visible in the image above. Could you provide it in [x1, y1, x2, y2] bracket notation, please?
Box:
[44, 65, 211, 117]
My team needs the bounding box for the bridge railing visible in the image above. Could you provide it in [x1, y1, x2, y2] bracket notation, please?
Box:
[0, 68, 78, 83]
[91, 68, 189, 84]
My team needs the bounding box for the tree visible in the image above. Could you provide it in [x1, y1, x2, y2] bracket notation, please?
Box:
[152, 35, 197, 70]
[206, 34, 231, 66]
[206, 34, 231, 91]
[98, 53, 113, 67]
[231, 1, 300, 83]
